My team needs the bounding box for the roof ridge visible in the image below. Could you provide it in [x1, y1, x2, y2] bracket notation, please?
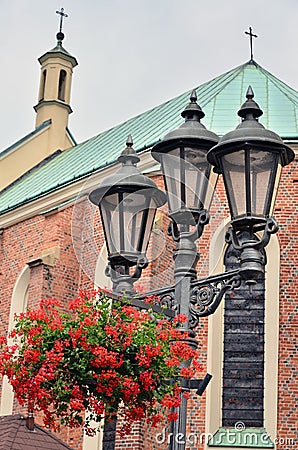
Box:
[257, 64, 298, 104]
[33, 420, 74, 448]
[197, 62, 247, 108]
[0, 149, 62, 195]
[0, 119, 52, 158]
[84, 63, 248, 144]
[76, 61, 251, 152]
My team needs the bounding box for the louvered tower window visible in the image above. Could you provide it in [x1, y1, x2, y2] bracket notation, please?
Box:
[222, 231, 265, 427]
[58, 69, 67, 101]
[39, 69, 47, 101]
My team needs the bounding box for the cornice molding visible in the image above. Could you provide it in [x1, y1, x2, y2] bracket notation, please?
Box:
[34, 100, 73, 114]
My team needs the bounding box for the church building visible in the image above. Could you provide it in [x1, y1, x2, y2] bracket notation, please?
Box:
[0, 15, 297, 450]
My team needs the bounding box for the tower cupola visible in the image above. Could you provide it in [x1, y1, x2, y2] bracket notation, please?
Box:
[34, 8, 78, 151]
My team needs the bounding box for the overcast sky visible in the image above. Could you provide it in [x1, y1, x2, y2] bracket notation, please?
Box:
[1, 0, 298, 152]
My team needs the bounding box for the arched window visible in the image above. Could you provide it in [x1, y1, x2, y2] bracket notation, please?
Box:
[222, 232, 265, 427]
[39, 69, 47, 101]
[0, 266, 30, 415]
[58, 69, 67, 101]
[82, 246, 111, 450]
[94, 244, 112, 290]
[206, 223, 279, 446]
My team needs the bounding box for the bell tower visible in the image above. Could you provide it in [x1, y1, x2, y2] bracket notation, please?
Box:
[34, 8, 78, 152]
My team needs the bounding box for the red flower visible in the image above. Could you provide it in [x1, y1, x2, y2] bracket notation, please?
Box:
[0, 288, 202, 436]
[173, 314, 188, 323]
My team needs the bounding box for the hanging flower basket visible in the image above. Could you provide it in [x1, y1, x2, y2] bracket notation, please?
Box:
[0, 289, 202, 435]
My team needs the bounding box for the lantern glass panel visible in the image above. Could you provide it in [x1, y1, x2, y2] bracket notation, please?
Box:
[249, 149, 280, 216]
[221, 148, 281, 220]
[159, 146, 216, 222]
[269, 162, 282, 216]
[159, 150, 180, 214]
[221, 149, 246, 219]
[137, 204, 156, 253]
[99, 189, 157, 262]
[99, 192, 121, 256]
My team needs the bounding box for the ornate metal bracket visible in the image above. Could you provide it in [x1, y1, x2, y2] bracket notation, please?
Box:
[225, 217, 279, 284]
[136, 268, 241, 329]
[134, 285, 178, 318]
[105, 254, 148, 296]
[168, 210, 210, 242]
[188, 270, 241, 328]
[225, 217, 279, 251]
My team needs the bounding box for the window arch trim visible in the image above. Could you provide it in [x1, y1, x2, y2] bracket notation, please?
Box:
[205, 221, 279, 447]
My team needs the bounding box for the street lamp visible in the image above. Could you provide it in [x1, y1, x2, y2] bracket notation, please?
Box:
[89, 88, 294, 450]
[89, 135, 166, 295]
[152, 90, 219, 230]
[208, 86, 294, 284]
[208, 86, 294, 228]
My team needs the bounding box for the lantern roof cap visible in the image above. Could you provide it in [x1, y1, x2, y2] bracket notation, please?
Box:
[118, 134, 140, 164]
[152, 90, 218, 157]
[208, 86, 295, 168]
[238, 85, 263, 119]
[89, 136, 166, 207]
[181, 90, 205, 120]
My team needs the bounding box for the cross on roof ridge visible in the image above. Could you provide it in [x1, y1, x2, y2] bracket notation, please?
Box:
[245, 26, 258, 61]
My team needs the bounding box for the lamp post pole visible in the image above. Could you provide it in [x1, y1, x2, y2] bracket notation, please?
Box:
[89, 88, 294, 450]
[169, 226, 198, 450]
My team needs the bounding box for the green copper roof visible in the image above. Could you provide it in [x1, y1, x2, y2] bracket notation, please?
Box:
[1, 59, 298, 215]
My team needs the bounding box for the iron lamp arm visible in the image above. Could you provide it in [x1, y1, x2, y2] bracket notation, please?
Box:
[136, 268, 241, 328]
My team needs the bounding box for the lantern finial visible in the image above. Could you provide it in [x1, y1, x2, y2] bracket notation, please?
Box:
[118, 134, 140, 165]
[181, 89, 205, 121]
[238, 85, 263, 120]
[246, 85, 254, 99]
[190, 89, 197, 102]
[126, 134, 133, 147]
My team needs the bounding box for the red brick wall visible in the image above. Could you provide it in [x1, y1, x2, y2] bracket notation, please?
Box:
[274, 162, 298, 447]
[0, 207, 85, 447]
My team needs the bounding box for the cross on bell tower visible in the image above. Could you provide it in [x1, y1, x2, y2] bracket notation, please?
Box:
[56, 7, 68, 42]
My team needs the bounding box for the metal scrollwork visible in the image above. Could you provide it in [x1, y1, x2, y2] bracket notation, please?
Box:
[188, 272, 241, 329]
[159, 291, 178, 313]
[133, 286, 177, 319]
[167, 210, 210, 243]
[225, 219, 279, 285]
[191, 284, 216, 312]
